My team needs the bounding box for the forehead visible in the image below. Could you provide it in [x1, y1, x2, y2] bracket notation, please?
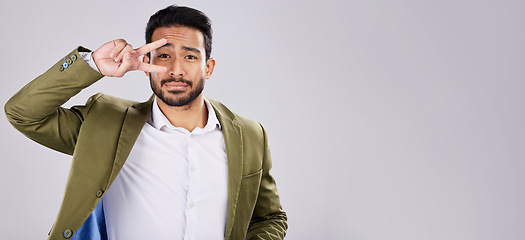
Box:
[151, 26, 205, 50]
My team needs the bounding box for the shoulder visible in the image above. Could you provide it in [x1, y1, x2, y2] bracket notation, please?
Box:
[78, 93, 150, 122]
[86, 92, 142, 112]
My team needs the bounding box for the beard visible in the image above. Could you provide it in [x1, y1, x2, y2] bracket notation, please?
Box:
[150, 76, 205, 107]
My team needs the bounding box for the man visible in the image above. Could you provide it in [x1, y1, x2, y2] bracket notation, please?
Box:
[5, 5, 287, 240]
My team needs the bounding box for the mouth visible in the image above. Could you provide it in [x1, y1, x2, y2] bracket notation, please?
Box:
[161, 78, 192, 91]
[164, 82, 188, 91]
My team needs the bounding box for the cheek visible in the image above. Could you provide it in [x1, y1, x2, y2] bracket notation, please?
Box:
[149, 74, 161, 87]
[195, 64, 208, 76]
[150, 71, 166, 80]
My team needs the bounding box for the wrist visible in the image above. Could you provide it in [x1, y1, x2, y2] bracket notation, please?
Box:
[81, 51, 101, 73]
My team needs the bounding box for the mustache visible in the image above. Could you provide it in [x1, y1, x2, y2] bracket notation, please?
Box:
[160, 77, 193, 87]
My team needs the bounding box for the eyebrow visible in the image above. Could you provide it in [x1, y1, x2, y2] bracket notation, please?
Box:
[182, 46, 201, 54]
[159, 43, 201, 54]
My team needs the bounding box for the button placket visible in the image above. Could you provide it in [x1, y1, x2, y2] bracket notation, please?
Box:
[185, 133, 197, 236]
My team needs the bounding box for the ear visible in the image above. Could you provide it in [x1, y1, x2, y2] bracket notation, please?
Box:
[205, 57, 216, 79]
[142, 55, 150, 77]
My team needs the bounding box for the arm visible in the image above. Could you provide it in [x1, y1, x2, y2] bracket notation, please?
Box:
[4, 39, 168, 154]
[246, 124, 288, 239]
[4, 47, 104, 154]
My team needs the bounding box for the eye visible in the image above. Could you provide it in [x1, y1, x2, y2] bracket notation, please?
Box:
[158, 53, 170, 58]
[185, 55, 197, 60]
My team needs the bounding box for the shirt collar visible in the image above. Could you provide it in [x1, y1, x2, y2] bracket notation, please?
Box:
[149, 97, 222, 133]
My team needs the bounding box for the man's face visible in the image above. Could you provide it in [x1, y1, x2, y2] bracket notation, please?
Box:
[145, 26, 215, 107]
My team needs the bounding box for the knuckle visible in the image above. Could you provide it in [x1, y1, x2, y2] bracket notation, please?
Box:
[114, 39, 125, 45]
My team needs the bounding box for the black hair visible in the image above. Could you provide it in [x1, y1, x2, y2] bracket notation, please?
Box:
[146, 5, 212, 60]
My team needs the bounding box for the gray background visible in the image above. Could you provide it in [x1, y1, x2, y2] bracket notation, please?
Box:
[1, 0, 524, 239]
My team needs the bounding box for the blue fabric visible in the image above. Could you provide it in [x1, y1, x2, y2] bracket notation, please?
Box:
[72, 200, 108, 240]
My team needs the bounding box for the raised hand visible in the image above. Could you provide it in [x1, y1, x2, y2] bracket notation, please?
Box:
[92, 38, 168, 77]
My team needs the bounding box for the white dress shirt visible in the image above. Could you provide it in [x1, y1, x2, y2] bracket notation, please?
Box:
[101, 93, 229, 239]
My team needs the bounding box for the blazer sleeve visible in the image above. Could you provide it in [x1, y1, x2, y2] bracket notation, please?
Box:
[246, 123, 288, 239]
[4, 47, 104, 155]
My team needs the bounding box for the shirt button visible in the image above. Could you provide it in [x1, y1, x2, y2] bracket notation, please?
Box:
[96, 189, 104, 198]
[64, 229, 73, 238]
[190, 167, 196, 172]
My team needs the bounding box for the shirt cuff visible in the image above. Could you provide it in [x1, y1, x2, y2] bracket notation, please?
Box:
[79, 51, 101, 73]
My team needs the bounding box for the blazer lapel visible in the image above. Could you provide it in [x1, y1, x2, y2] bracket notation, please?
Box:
[107, 96, 154, 186]
[224, 122, 243, 240]
[209, 99, 244, 240]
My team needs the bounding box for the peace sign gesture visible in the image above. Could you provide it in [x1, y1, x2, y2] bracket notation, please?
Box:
[92, 38, 168, 77]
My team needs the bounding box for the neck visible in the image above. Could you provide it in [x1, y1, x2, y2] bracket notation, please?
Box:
[156, 94, 208, 132]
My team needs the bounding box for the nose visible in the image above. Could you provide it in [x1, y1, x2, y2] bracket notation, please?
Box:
[168, 58, 184, 77]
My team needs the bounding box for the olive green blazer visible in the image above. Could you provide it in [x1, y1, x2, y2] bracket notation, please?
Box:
[4, 47, 287, 240]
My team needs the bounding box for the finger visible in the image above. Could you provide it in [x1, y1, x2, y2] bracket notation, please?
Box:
[114, 52, 133, 77]
[115, 44, 133, 63]
[134, 38, 168, 56]
[137, 61, 168, 73]
[109, 39, 128, 59]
